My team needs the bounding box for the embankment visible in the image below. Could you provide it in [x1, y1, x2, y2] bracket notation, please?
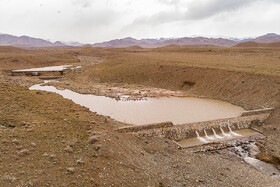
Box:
[263, 106, 280, 165]
[65, 63, 280, 110]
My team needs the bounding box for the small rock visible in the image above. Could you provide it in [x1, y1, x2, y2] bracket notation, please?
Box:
[49, 154, 56, 159]
[258, 140, 265, 145]
[255, 142, 264, 149]
[89, 136, 99, 144]
[92, 153, 99, 158]
[64, 146, 74, 153]
[31, 142, 36, 147]
[4, 174, 16, 182]
[66, 167, 75, 173]
[20, 122, 27, 126]
[8, 124, 16, 128]
[90, 121, 96, 124]
[17, 149, 29, 156]
[15, 145, 23, 150]
[12, 139, 20, 145]
[77, 158, 85, 165]
[195, 179, 203, 183]
[255, 153, 272, 163]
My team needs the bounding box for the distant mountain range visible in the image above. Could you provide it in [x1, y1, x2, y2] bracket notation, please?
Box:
[1, 33, 280, 48]
[92, 33, 280, 48]
[92, 37, 237, 47]
[0, 34, 65, 47]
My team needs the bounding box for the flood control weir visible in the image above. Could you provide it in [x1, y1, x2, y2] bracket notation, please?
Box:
[117, 108, 273, 142]
[10, 65, 78, 77]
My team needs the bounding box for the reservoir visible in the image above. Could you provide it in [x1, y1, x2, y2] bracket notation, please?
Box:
[30, 82, 244, 125]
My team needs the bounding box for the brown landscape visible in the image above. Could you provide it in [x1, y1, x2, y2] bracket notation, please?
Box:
[0, 42, 280, 186]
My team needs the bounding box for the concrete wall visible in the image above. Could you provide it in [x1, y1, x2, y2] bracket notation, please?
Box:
[11, 71, 63, 77]
[117, 122, 173, 133]
[117, 110, 271, 141]
[241, 108, 274, 116]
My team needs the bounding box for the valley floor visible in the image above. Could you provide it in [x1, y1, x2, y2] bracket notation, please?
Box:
[0, 46, 280, 186]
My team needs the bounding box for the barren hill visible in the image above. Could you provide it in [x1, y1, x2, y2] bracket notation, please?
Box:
[251, 33, 280, 43]
[234, 41, 280, 47]
[0, 46, 27, 53]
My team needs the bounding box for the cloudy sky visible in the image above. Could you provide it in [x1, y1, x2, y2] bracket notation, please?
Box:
[0, 0, 280, 43]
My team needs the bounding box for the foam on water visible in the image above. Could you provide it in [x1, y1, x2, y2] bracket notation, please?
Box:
[204, 129, 215, 141]
[212, 128, 223, 139]
[220, 127, 232, 137]
[195, 131, 208, 143]
[178, 129, 260, 148]
[194, 127, 243, 143]
[228, 125, 242, 136]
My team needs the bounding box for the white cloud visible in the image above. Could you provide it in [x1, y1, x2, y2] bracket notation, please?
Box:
[72, 0, 93, 8]
[0, 0, 279, 43]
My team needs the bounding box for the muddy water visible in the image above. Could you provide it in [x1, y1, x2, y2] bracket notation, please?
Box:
[30, 82, 244, 125]
[232, 142, 280, 181]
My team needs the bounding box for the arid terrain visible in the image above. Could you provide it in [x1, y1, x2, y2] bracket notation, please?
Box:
[0, 45, 280, 186]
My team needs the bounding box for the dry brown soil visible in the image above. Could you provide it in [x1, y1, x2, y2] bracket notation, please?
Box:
[0, 46, 280, 186]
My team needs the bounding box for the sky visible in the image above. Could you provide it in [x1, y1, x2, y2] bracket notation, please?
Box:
[0, 0, 280, 43]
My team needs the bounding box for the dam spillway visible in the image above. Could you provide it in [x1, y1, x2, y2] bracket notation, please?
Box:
[117, 108, 272, 147]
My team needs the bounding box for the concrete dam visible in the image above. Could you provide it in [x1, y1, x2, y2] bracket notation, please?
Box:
[117, 108, 273, 147]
